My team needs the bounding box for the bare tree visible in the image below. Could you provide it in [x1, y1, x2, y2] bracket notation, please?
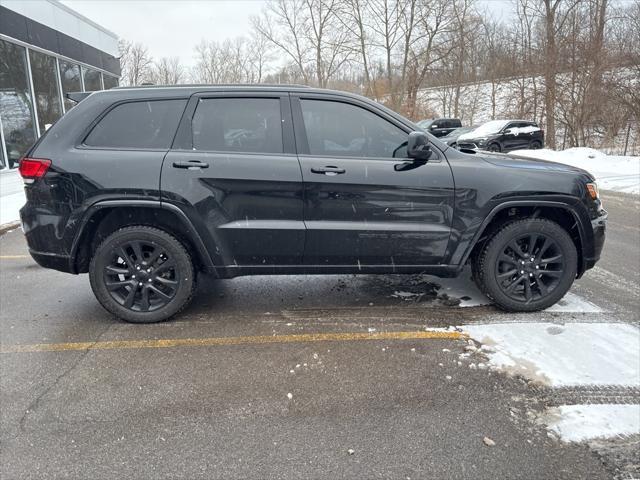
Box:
[119, 39, 153, 86]
[152, 57, 184, 85]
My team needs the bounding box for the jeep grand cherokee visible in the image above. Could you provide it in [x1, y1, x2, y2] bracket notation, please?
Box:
[19, 85, 607, 323]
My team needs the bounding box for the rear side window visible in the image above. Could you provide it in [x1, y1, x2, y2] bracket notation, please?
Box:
[84, 99, 187, 149]
[192, 98, 283, 153]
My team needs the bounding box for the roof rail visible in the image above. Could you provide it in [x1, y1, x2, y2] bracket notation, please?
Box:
[112, 83, 312, 89]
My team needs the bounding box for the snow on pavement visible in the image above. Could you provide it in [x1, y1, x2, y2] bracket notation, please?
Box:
[543, 404, 640, 443]
[463, 322, 639, 387]
[462, 321, 640, 442]
[511, 147, 640, 195]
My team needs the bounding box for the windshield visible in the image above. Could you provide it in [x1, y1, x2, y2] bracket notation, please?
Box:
[468, 120, 509, 137]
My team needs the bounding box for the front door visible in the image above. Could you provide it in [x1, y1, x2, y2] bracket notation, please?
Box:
[162, 93, 304, 268]
[292, 96, 455, 267]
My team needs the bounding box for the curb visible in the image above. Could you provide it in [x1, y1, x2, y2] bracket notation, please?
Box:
[0, 221, 20, 236]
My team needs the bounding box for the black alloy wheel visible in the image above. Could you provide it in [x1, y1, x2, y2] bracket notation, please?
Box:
[473, 218, 577, 312]
[90, 226, 195, 323]
[495, 233, 564, 303]
[488, 143, 501, 152]
[104, 240, 178, 312]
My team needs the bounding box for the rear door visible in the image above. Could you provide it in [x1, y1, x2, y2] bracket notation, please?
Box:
[162, 92, 304, 268]
[292, 95, 455, 267]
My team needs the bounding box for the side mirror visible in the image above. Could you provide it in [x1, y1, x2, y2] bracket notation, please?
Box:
[407, 131, 432, 160]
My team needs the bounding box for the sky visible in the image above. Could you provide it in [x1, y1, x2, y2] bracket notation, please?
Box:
[61, 0, 515, 68]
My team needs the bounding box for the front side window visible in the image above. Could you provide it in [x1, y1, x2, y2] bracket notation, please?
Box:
[84, 99, 187, 149]
[300, 99, 408, 158]
[192, 98, 283, 154]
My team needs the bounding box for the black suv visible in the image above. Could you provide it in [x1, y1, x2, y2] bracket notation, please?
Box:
[416, 118, 462, 138]
[457, 120, 544, 152]
[19, 86, 606, 323]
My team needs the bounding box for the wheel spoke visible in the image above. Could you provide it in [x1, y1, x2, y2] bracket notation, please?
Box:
[149, 284, 173, 301]
[508, 240, 526, 259]
[131, 241, 144, 263]
[123, 287, 136, 308]
[504, 275, 524, 293]
[541, 254, 563, 264]
[527, 234, 538, 256]
[536, 274, 549, 295]
[116, 246, 134, 268]
[524, 278, 533, 302]
[499, 253, 518, 266]
[497, 269, 517, 279]
[106, 280, 132, 291]
[154, 260, 176, 274]
[536, 238, 550, 261]
[155, 276, 178, 287]
[106, 265, 130, 276]
[145, 247, 163, 267]
[140, 287, 150, 311]
[541, 269, 563, 278]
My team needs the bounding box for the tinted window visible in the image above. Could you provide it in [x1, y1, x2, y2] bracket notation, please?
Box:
[85, 100, 187, 149]
[59, 61, 81, 111]
[300, 100, 408, 158]
[192, 98, 283, 153]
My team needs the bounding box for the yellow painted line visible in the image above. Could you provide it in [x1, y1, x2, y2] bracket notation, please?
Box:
[0, 255, 29, 259]
[0, 330, 466, 354]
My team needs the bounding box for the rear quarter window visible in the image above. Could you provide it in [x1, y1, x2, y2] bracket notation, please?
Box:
[84, 99, 187, 149]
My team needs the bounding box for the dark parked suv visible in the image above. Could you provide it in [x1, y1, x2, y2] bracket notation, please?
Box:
[416, 118, 462, 138]
[456, 119, 544, 153]
[19, 85, 606, 323]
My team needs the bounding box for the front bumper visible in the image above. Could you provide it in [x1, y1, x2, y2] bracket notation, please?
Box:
[584, 208, 607, 272]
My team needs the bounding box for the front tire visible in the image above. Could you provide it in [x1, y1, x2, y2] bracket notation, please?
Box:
[487, 142, 501, 152]
[473, 218, 577, 312]
[89, 226, 195, 323]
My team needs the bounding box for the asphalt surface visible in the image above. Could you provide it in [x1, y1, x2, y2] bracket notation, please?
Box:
[0, 191, 638, 479]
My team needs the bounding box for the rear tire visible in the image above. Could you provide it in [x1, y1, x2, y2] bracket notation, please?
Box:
[530, 140, 542, 149]
[472, 218, 577, 312]
[89, 226, 195, 323]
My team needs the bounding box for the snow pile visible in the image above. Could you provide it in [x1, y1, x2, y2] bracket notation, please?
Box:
[510, 147, 640, 195]
[463, 322, 640, 387]
[0, 170, 25, 226]
[544, 404, 640, 442]
[463, 321, 640, 442]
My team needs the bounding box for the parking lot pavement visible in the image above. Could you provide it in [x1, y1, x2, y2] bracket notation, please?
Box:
[0, 191, 638, 479]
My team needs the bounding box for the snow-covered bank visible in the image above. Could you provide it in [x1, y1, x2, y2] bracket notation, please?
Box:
[511, 147, 640, 195]
[0, 170, 25, 226]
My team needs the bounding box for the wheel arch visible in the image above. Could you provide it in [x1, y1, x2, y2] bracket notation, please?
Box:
[70, 200, 216, 275]
[463, 200, 589, 278]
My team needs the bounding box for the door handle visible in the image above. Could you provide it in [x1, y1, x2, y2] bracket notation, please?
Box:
[173, 160, 209, 169]
[311, 166, 346, 175]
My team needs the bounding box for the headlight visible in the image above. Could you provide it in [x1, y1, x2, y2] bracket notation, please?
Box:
[586, 182, 599, 200]
[477, 137, 488, 145]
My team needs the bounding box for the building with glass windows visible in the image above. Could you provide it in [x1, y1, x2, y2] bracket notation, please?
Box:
[0, 0, 120, 171]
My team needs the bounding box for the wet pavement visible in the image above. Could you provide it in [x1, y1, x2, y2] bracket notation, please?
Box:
[0, 191, 638, 479]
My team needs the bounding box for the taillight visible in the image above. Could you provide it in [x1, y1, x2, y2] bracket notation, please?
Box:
[19, 158, 51, 183]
